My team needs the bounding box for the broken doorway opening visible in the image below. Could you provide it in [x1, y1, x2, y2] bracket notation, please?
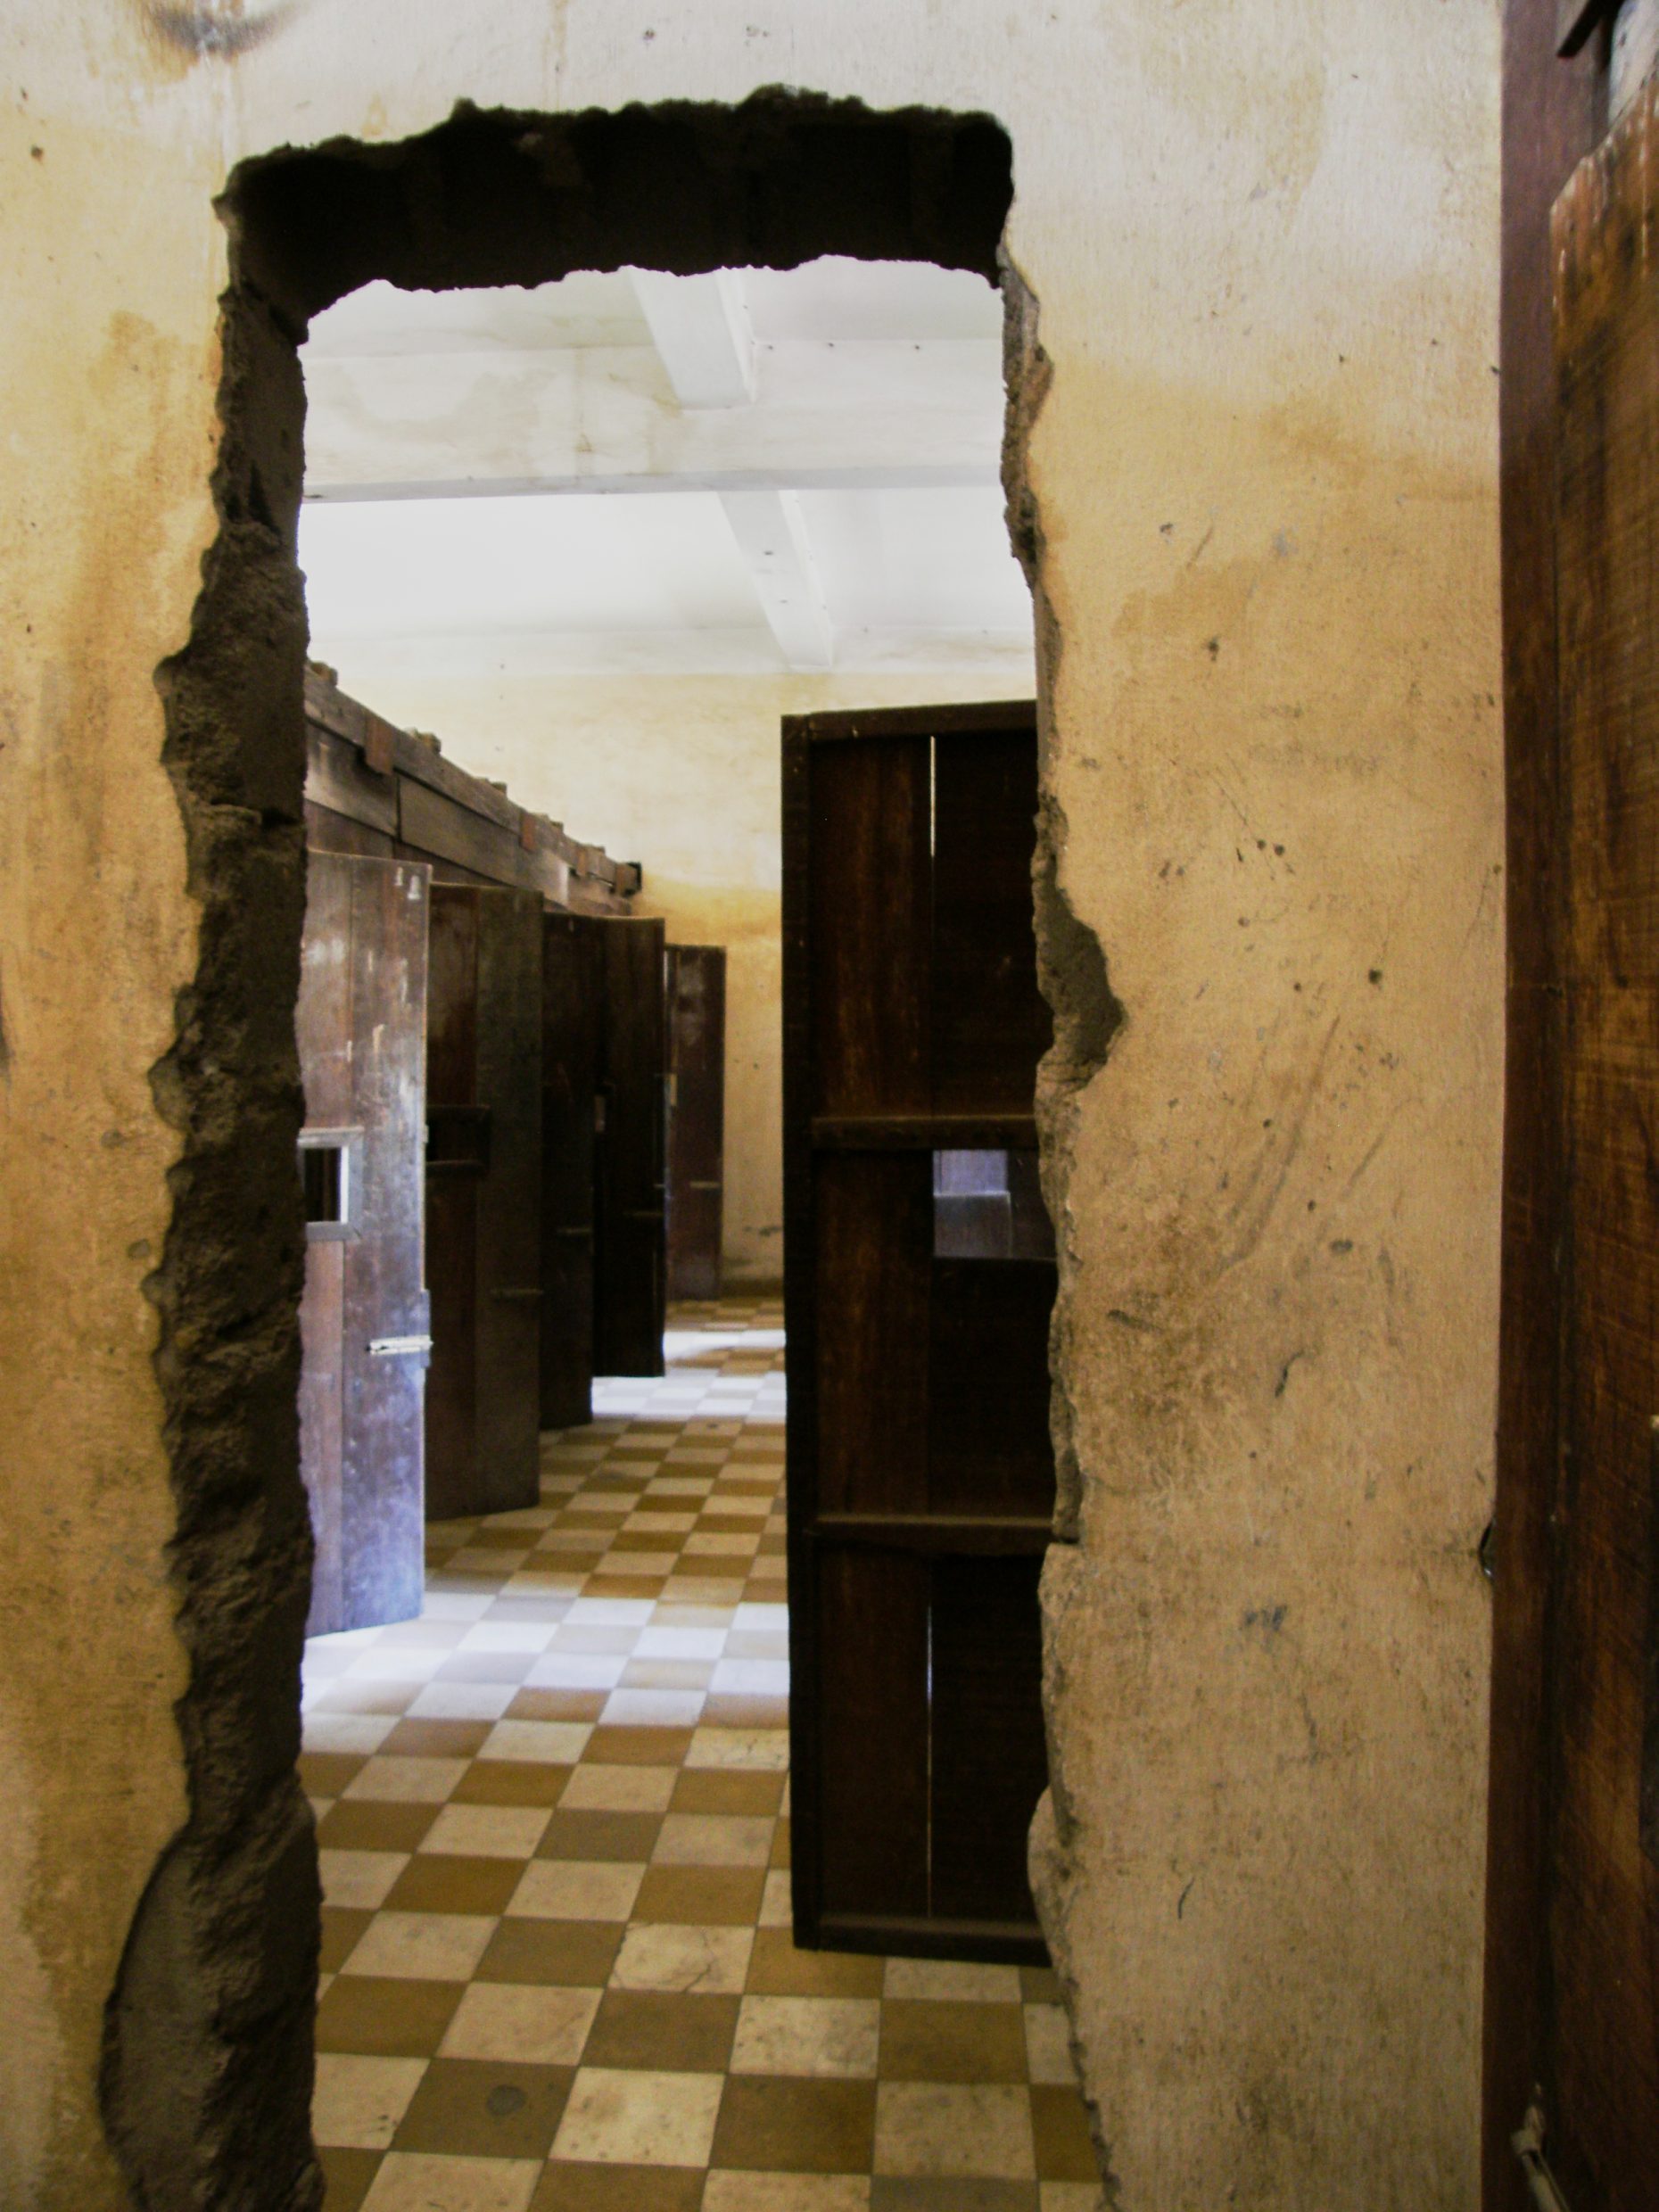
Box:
[103, 95, 1100, 2208]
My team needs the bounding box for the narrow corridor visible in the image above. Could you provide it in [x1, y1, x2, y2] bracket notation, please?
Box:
[301, 1302, 1101, 2210]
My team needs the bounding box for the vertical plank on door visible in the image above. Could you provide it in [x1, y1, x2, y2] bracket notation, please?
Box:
[1485, 12, 1604, 2201]
[594, 917, 667, 1377]
[425, 883, 543, 1519]
[472, 887, 543, 1515]
[1532, 100, 1659, 2207]
[425, 888, 482, 1520]
[665, 945, 728, 1302]
[541, 912, 602, 1430]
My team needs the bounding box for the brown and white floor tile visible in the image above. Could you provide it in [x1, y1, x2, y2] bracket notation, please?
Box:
[304, 1300, 1102, 2211]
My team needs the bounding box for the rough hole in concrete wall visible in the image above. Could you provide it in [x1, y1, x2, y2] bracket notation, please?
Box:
[100, 91, 1091, 2211]
[1000, 249, 1124, 2212]
[1001, 257, 1122, 1548]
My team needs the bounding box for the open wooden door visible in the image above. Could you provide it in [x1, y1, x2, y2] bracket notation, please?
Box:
[296, 850, 432, 1636]
[541, 912, 603, 1429]
[784, 700, 1054, 1962]
[593, 916, 667, 1377]
[666, 944, 727, 1302]
[425, 883, 543, 1519]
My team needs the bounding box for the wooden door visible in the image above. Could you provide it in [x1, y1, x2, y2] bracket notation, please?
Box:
[425, 883, 544, 1519]
[593, 917, 667, 1376]
[666, 945, 727, 1302]
[296, 851, 432, 1637]
[783, 700, 1055, 1961]
[541, 912, 603, 1429]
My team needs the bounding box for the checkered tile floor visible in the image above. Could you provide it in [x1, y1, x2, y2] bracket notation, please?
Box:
[301, 1300, 1102, 2211]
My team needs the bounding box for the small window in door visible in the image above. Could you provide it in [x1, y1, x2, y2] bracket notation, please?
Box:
[302, 1142, 344, 1225]
[933, 1148, 1053, 1259]
[299, 1127, 362, 1241]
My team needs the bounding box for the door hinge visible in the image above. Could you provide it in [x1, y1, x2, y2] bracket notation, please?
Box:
[1514, 2101, 1573, 2212]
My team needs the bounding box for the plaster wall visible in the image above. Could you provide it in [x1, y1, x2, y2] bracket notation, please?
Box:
[324, 666, 1034, 1286]
[0, 5, 1501, 2208]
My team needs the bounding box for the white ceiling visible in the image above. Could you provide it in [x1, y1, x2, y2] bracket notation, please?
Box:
[299, 259, 1035, 681]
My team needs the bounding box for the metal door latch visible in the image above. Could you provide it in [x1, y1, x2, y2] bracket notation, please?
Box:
[1514, 2101, 1572, 2212]
[368, 1334, 434, 1357]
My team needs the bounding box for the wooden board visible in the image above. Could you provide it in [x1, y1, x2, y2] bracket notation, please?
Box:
[296, 851, 431, 1636]
[1485, 11, 1607, 2207]
[541, 912, 604, 1429]
[1512, 87, 1659, 2209]
[303, 663, 640, 912]
[783, 698, 1054, 1962]
[665, 945, 727, 1302]
[593, 917, 667, 1378]
[425, 882, 544, 1520]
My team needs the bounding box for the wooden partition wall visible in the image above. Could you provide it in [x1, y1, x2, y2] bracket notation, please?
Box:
[783, 700, 1054, 1962]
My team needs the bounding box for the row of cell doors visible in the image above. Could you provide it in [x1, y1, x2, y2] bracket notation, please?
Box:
[295, 698, 1057, 1963]
[295, 865, 726, 1638]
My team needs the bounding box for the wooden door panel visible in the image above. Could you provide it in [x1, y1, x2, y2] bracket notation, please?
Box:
[809, 736, 931, 1117]
[813, 1152, 931, 1516]
[816, 1548, 930, 1924]
[298, 851, 430, 1635]
[594, 917, 666, 1376]
[666, 945, 727, 1302]
[425, 883, 543, 1520]
[785, 701, 1053, 1962]
[541, 912, 602, 1430]
[929, 1556, 1047, 1927]
[931, 730, 1051, 1113]
[928, 1251, 1055, 1520]
[339, 858, 431, 1627]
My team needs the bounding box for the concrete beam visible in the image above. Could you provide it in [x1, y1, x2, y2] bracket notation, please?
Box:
[629, 268, 756, 407]
[301, 340, 1003, 499]
[718, 489, 835, 671]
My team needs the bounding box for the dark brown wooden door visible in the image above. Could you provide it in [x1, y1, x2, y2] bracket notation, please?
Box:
[296, 851, 432, 1636]
[425, 883, 543, 1519]
[1487, 99, 1659, 2212]
[541, 912, 603, 1429]
[593, 917, 667, 1377]
[666, 945, 727, 1302]
[783, 700, 1055, 1962]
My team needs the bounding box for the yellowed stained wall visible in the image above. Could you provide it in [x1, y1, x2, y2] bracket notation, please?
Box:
[326, 668, 1034, 1285]
[0, 6, 1501, 2208]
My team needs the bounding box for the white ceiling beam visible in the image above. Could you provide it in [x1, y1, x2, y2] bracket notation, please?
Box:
[629, 269, 756, 408]
[304, 464, 995, 503]
[301, 339, 1003, 499]
[718, 490, 836, 672]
